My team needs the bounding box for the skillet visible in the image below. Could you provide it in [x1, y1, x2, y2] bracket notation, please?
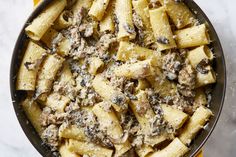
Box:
[10, 0, 226, 156]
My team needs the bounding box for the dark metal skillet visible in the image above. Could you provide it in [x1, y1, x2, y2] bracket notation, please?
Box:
[10, 0, 226, 156]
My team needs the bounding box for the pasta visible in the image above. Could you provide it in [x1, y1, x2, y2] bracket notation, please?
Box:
[89, 0, 110, 21]
[148, 138, 189, 157]
[68, 139, 113, 157]
[59, 144, 80, 157]
[99, 0, 115, 33]
[187, 45, 214, 68]
[175, 24, 210, 48]
[92, 102, 131, 156]
[92, 75, 129, 112]
[25, 0, 67, 40]
[36, 54, 65, 101]
[160, 0, 197, 29]
[132, 0, 155, 46]
[149, 7, 177, 51]
[45, 93, 70, 112]
[115, 0, 136, 40]
[179, 106, 213, 145]
[18, 1, 217, 156]
[114, 59, 153, 79]
[41, 28, 71, 56]
[53, 11, 73, 30]
[21, 98, 44, 135]
[16, 41, 46, 90]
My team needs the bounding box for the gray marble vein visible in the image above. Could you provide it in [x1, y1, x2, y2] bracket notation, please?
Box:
[0, 0, 235, 156]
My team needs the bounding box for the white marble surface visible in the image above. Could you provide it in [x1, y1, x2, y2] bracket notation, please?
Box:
[0, 0, 236, 156]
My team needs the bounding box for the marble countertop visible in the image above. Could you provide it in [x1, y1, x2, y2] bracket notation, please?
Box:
[0, 0, 235, 156]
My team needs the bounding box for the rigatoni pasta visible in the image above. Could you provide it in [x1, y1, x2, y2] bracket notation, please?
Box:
[25, 0, 67, 40]
[17, 0, 217, 156]
[149, 7, 176, 51]
[16, 41, 46, 90]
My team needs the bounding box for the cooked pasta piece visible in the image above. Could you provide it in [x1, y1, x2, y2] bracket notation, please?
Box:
[196, 66, 216, 87]
[130, 91, 169, 146]
[53, 10, 73, 30]
[193, 89, 207, 110]
[148, 138, 189, 157]
[115, 0, 136, 40]
[68, 139, 113, 157]
[187, 46, 214, 68]
[89, 0, 110, 21]
[71, 0, 93, 14]
[59, 124, 88, 141]
[135, 144, 154, 157]
[160, 0, 196, 29]
[16, 41, 46, 90]
[175, 24, 210, 48]
[92, 102, 131, 156]
[147, 68, 177, 97]
[36, 54, 65, 101]
[132, 0, 155, 46]
[59, 144, 81, 157]
[179, 106, 213, 145]
[135, 79, 150, 92]
[161, 104, 189, 129]
[114, 59, 153, 79]
[99, 0, 115, 33]
[45, 93, 70, 112]
[92, 75, 129, 112]
[25, 0, 67, 40]
[88, 57, 104, 75]
[149, 7, 176, 51]
[41, 28, 71, 56]
[22, 98, 44, 135]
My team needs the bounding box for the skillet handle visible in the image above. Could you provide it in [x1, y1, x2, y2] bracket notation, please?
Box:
[32, 0, 205, 157]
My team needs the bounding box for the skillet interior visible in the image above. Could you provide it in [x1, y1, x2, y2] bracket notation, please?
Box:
[10, 0, 226, 156]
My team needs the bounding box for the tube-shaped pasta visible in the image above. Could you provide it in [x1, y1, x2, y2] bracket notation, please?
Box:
[187, 46, 214, 68]
[71, 0, 93, 14]
[59, 124, 88, 141]
[21, 98, 44, 135]
[25, 0, 67, 40]
[130, 91, 156, 134]
[130, 91, 169, 146]
[68, 139, 113, 157]
[99, 0, 115, 33]
[148, 138, 189, 157]
[89, 0, 110, 21]
[116, 41, 162, 67]
[16, 41, 46, 90]
[59, 144, 81, 157]
[53, 11, 73, 30]
[114, 59, 153, 79]
[45, 93, 70, 112]
[135, 79, 150, 92]
[149, 7, 176, 51]
[161, 0, 196, 29]
[147, 68, 177, 97]
[175, 24, 210, 48]
[88, 57, 104, 75]
[179, 106, 213, 145]
[132, 0, 155, 46]
[41, 28, 71, 56]
[92, 102, 131, 156]
[36, 54, 65, 101]
[115, 0, 136, 40]
[135, 144, 154, 157]
[193, 89, 207, 110]
[161, 104, 188, 129]
[92, 75, 129, 112]
[196, 66, 216, 88]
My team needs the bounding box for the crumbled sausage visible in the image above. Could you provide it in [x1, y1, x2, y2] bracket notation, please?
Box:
[178, 64, 196, 88]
